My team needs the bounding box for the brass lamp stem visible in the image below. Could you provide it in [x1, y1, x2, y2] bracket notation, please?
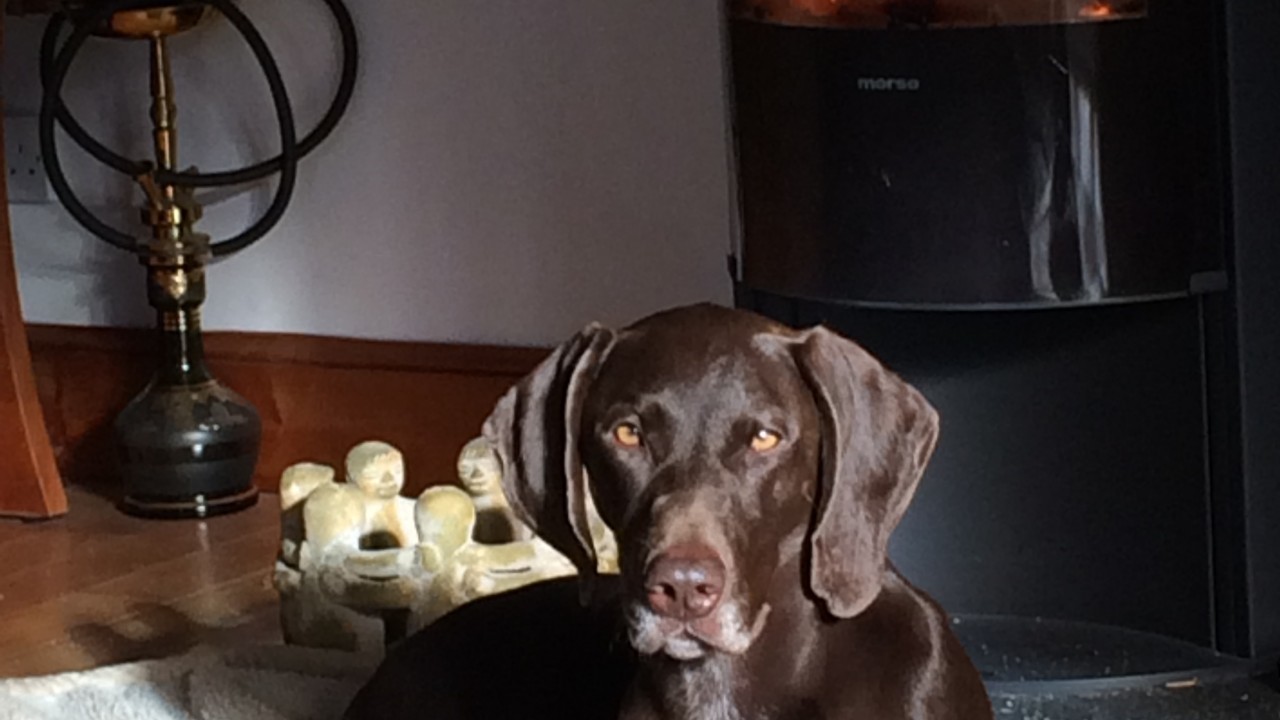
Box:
[149, 33, 178, 200]
[139, 29, 209, 383]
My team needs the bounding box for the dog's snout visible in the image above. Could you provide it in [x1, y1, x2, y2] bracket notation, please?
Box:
[644, 546, 726, 620]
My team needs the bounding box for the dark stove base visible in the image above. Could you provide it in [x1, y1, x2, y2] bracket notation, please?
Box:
[952, 615, 1280, 719]
[990, 680, 1280, 720]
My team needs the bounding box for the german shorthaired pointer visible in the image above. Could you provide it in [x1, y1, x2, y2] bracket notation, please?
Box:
[346, 304, 991, 720]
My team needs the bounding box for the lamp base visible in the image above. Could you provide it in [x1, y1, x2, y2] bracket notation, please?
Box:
[114, 377, 262, 520]
[121, 485, 258, 520]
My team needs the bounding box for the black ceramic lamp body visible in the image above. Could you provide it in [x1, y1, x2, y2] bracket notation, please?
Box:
[115, 235, 261, 518]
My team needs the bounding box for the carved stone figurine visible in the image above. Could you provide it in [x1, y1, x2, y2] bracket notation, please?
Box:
[276, 442, 424, 652]
[457, 437, 619, 573]
[409, 485, 576, 631]
[278, 462, 334, 570]
[307, 440, 420, 554]
[275, 460, 384, 653]
[274, 437, 621, 651]
[310, 442, 424, 619]
[457, 436, 529, 543]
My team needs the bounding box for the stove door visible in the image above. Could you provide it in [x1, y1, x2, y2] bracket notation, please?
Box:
[728, 1, 1223, 308]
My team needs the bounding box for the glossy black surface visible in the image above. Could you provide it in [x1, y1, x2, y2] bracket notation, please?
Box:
[729, 3, 1223, 307]
[952, 615, 1240, 687]
[114, 378, 262, 518]
[744, 292, 1216, 646]
[1216, 0, 1280, 659]
[988, 681, 1280, 720]
[113, 320, 261, 519]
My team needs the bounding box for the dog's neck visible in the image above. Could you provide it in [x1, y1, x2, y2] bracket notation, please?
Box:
[658, 655, 744, 720]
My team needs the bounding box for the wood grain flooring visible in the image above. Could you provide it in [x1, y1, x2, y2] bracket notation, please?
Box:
[0, 484, 284, 678]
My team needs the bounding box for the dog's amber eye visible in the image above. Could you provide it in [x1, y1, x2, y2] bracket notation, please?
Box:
[751, 429, 782, 453]
[613, 423, 643, 448]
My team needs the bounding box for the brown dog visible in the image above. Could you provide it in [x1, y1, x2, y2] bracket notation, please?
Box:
[346, 304, 990, 719]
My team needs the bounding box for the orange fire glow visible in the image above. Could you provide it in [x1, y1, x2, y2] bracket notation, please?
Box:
[730, 0, 1146, 28]
[1079, 2, 1114, 18]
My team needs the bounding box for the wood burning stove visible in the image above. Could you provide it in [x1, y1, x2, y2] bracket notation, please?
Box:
[727, 0, 1280, 711]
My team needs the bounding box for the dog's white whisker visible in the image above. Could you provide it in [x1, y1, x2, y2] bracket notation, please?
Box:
[626, 596, 769, 659]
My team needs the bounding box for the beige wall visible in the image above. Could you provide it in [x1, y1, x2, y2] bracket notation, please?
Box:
[3, 0, 734, 346]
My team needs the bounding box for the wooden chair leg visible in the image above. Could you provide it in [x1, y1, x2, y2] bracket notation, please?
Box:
[0, 37, 69, 518]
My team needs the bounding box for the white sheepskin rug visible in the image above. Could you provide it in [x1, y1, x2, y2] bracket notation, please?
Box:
[0, 645, 379, 720]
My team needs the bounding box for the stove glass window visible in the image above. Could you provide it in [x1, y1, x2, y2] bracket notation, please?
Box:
[729, 0, 1149, 28]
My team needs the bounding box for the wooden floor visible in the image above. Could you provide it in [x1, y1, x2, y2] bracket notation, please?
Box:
[0, 485, 283, 678]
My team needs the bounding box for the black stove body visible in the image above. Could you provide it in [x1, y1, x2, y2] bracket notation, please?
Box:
[727, 0, 1280, 669]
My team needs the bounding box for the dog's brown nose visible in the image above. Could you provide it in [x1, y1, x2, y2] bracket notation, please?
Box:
[645, 546, 726, 620]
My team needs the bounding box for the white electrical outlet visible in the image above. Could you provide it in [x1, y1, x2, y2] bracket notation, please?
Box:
[4, 115, 51, 204]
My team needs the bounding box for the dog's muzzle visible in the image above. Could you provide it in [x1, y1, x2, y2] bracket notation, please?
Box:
[627, 543, 770, 660]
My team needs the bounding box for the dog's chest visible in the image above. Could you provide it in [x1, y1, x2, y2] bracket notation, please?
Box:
[661, 661, 760, 720]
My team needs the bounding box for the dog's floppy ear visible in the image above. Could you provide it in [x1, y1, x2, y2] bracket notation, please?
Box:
[793, 326, 939, 619]
[482, 324, 615, 603]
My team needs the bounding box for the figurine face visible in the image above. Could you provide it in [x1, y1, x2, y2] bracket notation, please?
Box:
[457, 440, 502, 497]
[355, 450, 405, 499]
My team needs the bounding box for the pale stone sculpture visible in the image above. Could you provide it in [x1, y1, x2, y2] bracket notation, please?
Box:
[274, 461, 385, 653]
[308, 443, 423, 629]
[276, 442, 427, 651]
[278, 462, 335, 568]
[408, 485, 577, 631]
[456, 436, 619, 573]
[274, 437, 621, 651]
[304, 441, 419, 555]
[457, 436, 529, 543]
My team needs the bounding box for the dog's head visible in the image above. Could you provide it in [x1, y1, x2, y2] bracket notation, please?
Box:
[483, 304, 938, 661]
